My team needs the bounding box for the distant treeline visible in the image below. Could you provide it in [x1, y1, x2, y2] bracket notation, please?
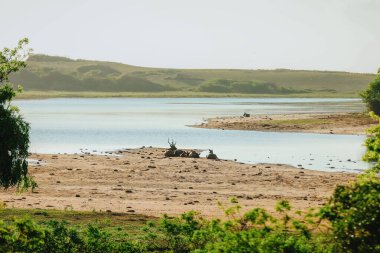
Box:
[198, 79, 311, 94]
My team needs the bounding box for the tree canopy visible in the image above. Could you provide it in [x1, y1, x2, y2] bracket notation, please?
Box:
[0, 38, 35, 189]
[360, 68, 380, 115]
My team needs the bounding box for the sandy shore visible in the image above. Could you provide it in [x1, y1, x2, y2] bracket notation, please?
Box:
[0, 148, 355, 218]
[192, 113, 376, 135]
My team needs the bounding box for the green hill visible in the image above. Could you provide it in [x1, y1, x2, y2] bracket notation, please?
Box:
[10, 54, 376, 97]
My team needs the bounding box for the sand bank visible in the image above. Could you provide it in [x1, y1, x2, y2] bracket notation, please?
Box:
[192, 113, 376, 135]
[0, 147, 355, 218]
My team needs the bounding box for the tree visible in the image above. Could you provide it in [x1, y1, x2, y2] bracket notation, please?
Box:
[360, 69, 380, 115]
[0, 38, 35, 189]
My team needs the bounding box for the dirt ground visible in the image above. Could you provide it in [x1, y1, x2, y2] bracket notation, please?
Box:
[0, 147, 356, 218]
[192, 113, 377, 135]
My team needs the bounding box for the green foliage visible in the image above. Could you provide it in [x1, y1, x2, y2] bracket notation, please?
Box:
[198, 79, 309, 94]
[0, 39, 30, 83]
[141, 170, 379, 253]
[363, 112, 380, 162]
[140, 200, 335, 253]
[320, 169, 380, 253]
[140, 189, 379, 252]
[0, 218, 143, 253]
[330, 107, 380, 252]
[360, 69, 380, 115]
[43, 220, 84, 253]
[0, 218, 44, 252]
[325, 107, 380, 252]
[0, 38, 35, 190]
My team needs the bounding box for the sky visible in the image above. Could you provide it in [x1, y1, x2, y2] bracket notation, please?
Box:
[1, 0, 379, 73]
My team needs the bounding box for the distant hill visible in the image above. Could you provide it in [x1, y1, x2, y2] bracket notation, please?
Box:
[9, 54, 375, 97]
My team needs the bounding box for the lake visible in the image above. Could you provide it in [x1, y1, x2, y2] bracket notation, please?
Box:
[15, 97, 369, 172]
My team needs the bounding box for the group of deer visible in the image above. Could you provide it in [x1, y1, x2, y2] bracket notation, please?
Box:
[164, 139, 218, 160]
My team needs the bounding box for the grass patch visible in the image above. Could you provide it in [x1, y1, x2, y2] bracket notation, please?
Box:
[266, 113, 373, 127]
[0, 208, 153, 236]
[268, 118, 331, 126]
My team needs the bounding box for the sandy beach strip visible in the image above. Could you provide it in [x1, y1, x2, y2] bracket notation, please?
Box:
[0, 147, 356, 218]
[191, 113, 376, 135]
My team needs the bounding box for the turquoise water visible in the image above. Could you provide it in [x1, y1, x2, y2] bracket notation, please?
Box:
[15, 98, 368, 172]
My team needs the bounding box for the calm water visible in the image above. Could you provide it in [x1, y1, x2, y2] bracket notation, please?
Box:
[15, 98, 369, 172]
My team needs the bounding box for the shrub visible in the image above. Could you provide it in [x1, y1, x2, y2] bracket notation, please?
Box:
[43, 221, 84, 253]
[320, 169, 380, 253]
[0, 218, 143, 253]
[142, 200, 334, 253]
[363, 112, 380, 163]
[321, 108, 380, 252]
[0, 218, 45, 252]
[360, 68, 380, 115]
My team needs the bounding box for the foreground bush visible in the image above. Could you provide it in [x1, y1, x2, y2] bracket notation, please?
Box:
[0, 219, 142, 253]
[321, 169, 380, 253]
[0, 168, 379, 252]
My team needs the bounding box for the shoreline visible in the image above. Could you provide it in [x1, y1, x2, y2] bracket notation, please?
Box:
[0, 147, 356, 218]
[191, 112, 376, 135]
[15, 91, 361, 100]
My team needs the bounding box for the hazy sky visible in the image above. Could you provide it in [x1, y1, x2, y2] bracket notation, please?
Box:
[1, 0, 379, 73]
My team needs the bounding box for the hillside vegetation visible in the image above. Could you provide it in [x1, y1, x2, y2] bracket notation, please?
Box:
[10, 54, 375, 97]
